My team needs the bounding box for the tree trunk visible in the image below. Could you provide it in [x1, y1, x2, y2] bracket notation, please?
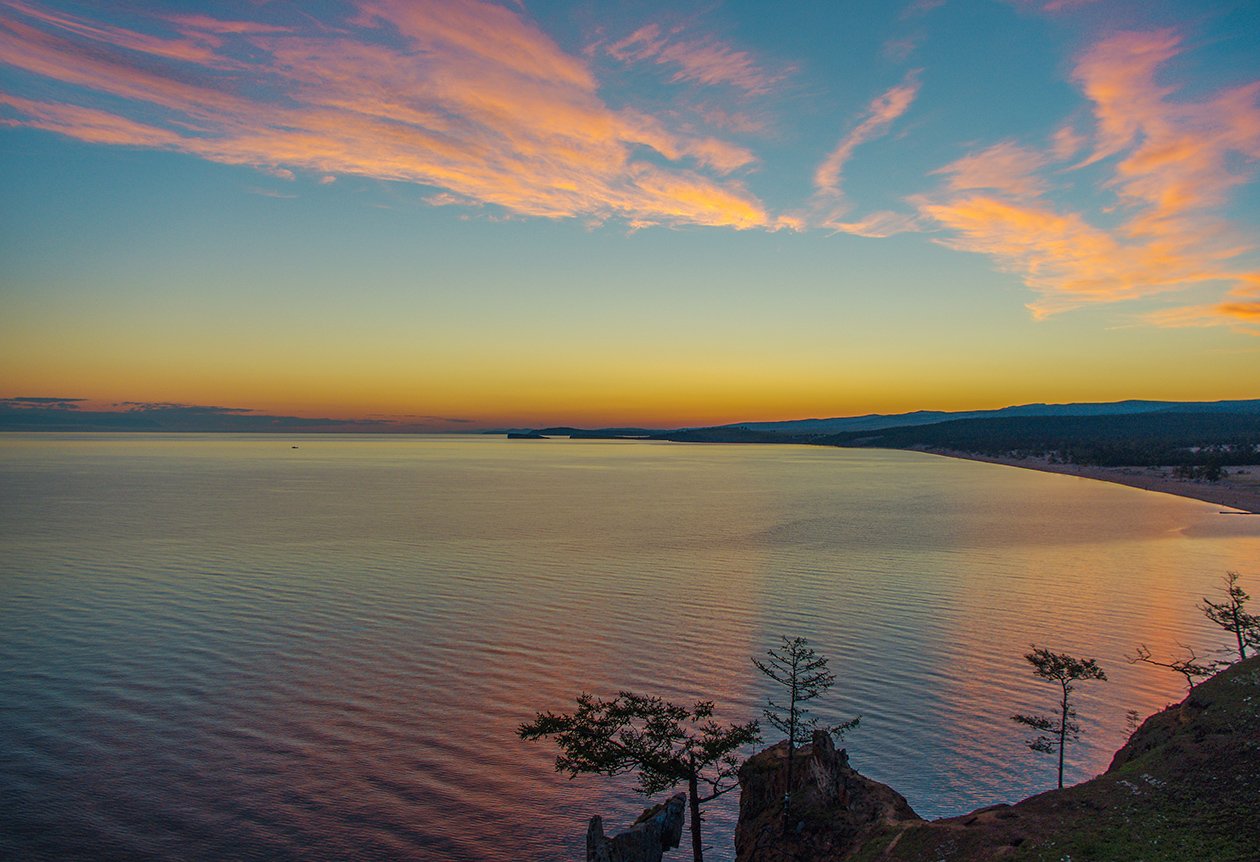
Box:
[1057, 684, 1068, 789]
[688, 757, 703, 862]
[783, 669, 797, 835]
[1232, 602, 1247, 661]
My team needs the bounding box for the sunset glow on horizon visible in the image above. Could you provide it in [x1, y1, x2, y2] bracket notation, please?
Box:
[3, 0, 1259, 430]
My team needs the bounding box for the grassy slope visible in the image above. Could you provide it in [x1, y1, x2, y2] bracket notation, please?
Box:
[850, 656, 1260, 862]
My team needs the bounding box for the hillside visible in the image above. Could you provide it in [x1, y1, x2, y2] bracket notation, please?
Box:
[818, 412, 1260, 468]
[734, 656, 1260, 862]
[719, 399, 1260, 437]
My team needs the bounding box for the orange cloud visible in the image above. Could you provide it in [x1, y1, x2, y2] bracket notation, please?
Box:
[1145, 275, 1260, 334]
[915, 29, 1260, 327]
[933, 141, 1050, 199]
[916, 194, 1233, 316]
[605, 23, 790, 96]
[0, 0, 770, 229]
[1220, 302, 1260, 321]
[1145, 300, 1260, 334]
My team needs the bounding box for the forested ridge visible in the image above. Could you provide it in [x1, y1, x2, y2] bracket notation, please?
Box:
[819, 412, 1260, 467]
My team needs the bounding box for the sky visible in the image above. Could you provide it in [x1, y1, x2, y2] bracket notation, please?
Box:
[2, 0, 1259, 431]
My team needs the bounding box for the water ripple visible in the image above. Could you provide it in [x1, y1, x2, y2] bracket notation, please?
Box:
[2, 434, 1257, 860]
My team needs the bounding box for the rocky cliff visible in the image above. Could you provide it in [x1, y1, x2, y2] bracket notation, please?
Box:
[587, 793, 685, 862]
[734, 656, 1260, 861]
[735, 731, 921, 861]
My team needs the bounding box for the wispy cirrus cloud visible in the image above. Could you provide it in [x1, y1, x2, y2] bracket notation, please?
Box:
[826, 210, 925, 239]
[882, 35, 922, 63]
[1004, 0, 1102, 13]
[0, 0, 772, 229]
[605, 23, 792, 96]
[1145, 275, 1260, 333]
[0, 398, 397, 431]
[814, 72, 921, 195]
[933, 140, 1051, 199]
[1039, 0, 1103, 12]
[914, 29, 1260, 329]
[807, 70, 922, 232]
[0, 396, 84, 409]
[901, 0, 947, 19]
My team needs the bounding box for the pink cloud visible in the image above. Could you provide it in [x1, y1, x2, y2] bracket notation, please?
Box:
[1004, 0, 1102, 13]
[696, 106, 770, 136]
[1073, 30, 1182, 166]
[164, 15, 290, 37]
[827, 211, 925, 239]
[3, 0, 229, 65]
[0, 93, 182, 146]
[0, 0, 771, 230]
[814, 71, 921, 196]
[1041, 0, 1103, 11]
[882, 35, 921, 63]
[901, 0, 947, 20]
[1050, 124, 1085, 161]
[804, 71, 921, 233]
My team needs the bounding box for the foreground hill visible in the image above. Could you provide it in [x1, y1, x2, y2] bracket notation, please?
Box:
[735, 656, 1260, 862]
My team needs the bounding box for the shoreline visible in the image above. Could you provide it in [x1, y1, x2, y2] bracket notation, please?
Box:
[921, 448, 1260, 514]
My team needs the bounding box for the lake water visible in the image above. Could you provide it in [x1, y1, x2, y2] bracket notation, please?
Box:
[2, 433, 1257, 860]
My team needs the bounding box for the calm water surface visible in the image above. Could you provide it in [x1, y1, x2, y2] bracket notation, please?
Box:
[2, 434, 1257, 860]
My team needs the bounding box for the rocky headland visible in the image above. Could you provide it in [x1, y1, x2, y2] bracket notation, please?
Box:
[734, 655, 1260, 861]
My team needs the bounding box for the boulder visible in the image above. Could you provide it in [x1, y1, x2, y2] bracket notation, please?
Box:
[587, 793, 686, 862]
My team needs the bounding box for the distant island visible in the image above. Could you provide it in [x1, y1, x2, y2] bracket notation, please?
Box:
[496, 426, 663, 439]
[507, 399, 1260, 513]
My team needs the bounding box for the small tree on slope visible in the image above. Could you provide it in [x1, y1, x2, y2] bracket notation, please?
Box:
[1126, 642, 1219, 695]
[1199, 571, 1260, 662]
[518, 691, 759, 862]
[1011, 645, 1107, 790]
[752, 636, 859, 833]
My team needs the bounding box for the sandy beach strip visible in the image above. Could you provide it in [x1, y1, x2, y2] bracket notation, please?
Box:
[921, 449, 1260, 514]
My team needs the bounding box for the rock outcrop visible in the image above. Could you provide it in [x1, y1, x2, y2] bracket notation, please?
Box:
[587, 793, 686, 862]
[735, 730, 921, 861]
[734, 656, 1260, 861]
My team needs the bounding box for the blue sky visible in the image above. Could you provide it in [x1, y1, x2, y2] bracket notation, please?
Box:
[2, 0, 1258, 429]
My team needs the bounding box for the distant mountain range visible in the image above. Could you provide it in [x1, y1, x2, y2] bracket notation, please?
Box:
[637, 399, 1260, 468]
[714, 399, 1260, 436]
[5, 397, 1259, 442]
